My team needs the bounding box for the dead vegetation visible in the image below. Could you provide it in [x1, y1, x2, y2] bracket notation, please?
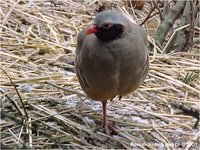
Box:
[0, 0, 199, 149]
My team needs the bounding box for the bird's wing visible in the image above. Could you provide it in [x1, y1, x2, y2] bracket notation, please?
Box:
[75, 28, 91, 90]
[76, 28, 87, 55]
[117, 24, 149, 95]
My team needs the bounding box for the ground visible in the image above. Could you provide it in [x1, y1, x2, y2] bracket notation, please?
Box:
[1, 0, 199, 149]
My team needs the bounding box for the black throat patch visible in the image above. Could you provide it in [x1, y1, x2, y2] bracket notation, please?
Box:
[95, 24, 124, 42]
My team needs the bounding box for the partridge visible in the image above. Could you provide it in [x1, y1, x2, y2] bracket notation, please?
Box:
[75, 10, 149, 133]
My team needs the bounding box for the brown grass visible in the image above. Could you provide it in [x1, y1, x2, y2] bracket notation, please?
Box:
[0, 0, 199, 149]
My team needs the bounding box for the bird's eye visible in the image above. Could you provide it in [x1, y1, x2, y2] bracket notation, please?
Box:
[102, 23, 112, 29]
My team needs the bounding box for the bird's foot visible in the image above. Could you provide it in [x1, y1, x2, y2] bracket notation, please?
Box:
[100, 122, 118, 135]
[110, 95, 122, 102]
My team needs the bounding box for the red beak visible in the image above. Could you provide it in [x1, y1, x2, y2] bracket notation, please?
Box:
[86, 25, 98, 34]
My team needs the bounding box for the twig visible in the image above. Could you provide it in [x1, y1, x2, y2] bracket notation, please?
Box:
[130, 104, 191, 130]
[184, 130, 200, 150]
[140, 5, 156, 26]
[152, 121, 174, 150]
[153, 0, 164, 21]
[44, 81, 86, 97]
[1, 74, 63, 85]
[162, 24, 190, 54]
[0, 89, 24, 117]
[28, 29, 73, 53]
[27, 118, 33, 148]
[8, 128, 24, 144]
[150, 70, 200, 94]
[0, 0, 21, 33]
[0, 51, 28, 62]
[171, 102, 199, 128]
[1, 68, 29, 119]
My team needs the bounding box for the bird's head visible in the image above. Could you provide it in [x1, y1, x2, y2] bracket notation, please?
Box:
[86, 10, 127, 42]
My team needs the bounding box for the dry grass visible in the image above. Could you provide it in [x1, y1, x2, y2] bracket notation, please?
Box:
[0, 0, 199, 149]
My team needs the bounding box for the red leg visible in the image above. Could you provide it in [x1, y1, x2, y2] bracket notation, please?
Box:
[102, 100, 108, 129]
[101, 100, 117, 134]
